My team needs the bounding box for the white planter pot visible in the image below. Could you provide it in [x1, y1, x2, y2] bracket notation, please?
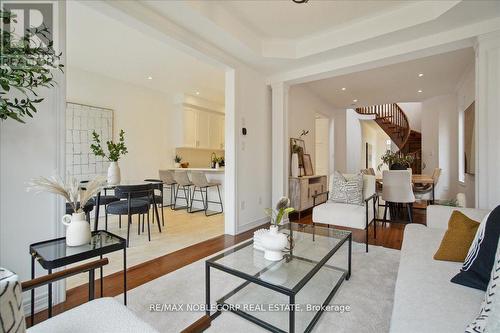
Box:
[107, 161, 121, 185]
[261, 225, 288, 261]
[174, 162, 180, 168]
[62, 212, 91, 246]
[291, 153, 299, 178]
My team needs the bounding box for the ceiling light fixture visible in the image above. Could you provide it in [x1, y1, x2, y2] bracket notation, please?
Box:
[418, 73, 424, 77]
[418, 90, 423, 93]
[341, 87, 346, 91]
[195, 91, 200, 95]
[353, 99, 358, 103]
[147, 76, 153, 80]
[292, 0, 309, 3]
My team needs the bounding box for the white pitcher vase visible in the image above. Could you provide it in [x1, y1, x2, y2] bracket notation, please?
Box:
[62, 212, 91, 246]
[261, 225, 288, 261]
[107, 161, 121, 185]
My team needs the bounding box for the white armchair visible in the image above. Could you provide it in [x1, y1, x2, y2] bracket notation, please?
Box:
[312, 174, 377, 252]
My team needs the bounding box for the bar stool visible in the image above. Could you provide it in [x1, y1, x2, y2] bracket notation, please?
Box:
[189, 172, 223, 216]
[159, 170, 177, 210]
[173, 171, 192, 211]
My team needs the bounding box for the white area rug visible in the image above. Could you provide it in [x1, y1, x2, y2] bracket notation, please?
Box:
[121, 241, 400, 333]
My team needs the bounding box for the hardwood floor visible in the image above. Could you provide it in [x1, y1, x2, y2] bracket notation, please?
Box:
[27, 207, 426, 328]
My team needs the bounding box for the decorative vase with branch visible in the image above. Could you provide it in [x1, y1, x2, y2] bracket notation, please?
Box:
[28, 175, 105, 246]
[262, 197, 295, 261]
[90, 130, 128, 184]
[0, 9, 64, 123]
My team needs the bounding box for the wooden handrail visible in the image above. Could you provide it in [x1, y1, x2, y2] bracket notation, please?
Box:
[355, 103, 411, 150]
[21, 258, 109, 292]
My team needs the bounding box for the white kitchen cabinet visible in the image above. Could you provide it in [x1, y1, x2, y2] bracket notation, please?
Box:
[183, 107, 225, 149]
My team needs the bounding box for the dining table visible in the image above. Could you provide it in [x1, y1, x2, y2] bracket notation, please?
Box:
[376, 174, 435, 203]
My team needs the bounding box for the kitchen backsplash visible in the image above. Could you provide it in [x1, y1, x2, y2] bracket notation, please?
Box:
[175, 147, 225, 168]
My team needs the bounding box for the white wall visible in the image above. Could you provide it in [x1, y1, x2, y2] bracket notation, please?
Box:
[234, 67, 272, 232]
[398, 102, 422, 132]
[0, 0, 66, 309]
[360, 121, 390, 173]
[456, 64, 475, 207]
[315, 117, 330, 176]
[421, 94, 458, 200]
[331, 109, 347, 173]
[67, 67, 173, 180]
[288, 85, 331, 170]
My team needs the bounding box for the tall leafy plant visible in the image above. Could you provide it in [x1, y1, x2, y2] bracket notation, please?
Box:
[0, 9, 64, 123]
[90, 129, 128, 162]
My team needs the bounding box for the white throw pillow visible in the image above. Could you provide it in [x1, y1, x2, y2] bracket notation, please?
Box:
[465, 236, 500, 332]
[329, 171, 363, 206]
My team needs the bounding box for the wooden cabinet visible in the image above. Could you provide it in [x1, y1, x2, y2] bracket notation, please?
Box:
[289, 175, 328, 214]
[183, 108, 224, 149]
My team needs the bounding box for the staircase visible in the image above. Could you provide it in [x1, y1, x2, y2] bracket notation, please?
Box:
[355, 103, 422, 173]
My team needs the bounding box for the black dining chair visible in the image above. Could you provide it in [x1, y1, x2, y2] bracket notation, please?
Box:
[81, 180, 120, 231]
[106, 184, 159, 247]
[141, 179, 165, 227]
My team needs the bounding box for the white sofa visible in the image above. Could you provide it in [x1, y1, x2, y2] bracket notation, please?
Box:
[390, 205, 490, 333]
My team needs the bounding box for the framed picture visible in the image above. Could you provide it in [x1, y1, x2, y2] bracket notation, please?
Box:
[303, 154, 314, 176]
[290, 137, 305, 169]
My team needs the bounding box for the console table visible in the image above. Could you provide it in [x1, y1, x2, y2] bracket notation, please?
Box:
[289, 175, 327, 219]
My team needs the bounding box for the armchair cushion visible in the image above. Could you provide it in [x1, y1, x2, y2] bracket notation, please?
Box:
[313, 201, 374, 230]
[329, 172, 363, 205]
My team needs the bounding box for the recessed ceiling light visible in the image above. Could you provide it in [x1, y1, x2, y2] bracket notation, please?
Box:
[147, 76, 153, 80]
[195, 91, 200, 95]
[418, 90, 423, 93]
[353, 99, 358, 103]
[341, 87, 346, 91]
[418, 73, 424, 77]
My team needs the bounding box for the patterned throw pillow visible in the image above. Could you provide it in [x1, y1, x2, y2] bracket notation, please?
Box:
[465, 238, 500, 332]
[451, 206, 500, 291]
[329, 172, 364, 206]
[0, 268, 26, 333]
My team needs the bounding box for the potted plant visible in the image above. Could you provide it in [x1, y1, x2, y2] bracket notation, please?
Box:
[174, 155, 182, 168]
[28, 175, 105, 246]
[0, 9, 63, 123]
[90, 130, 128, 184]
[262, 197, 295, 261]
[378, 151, 415, 170]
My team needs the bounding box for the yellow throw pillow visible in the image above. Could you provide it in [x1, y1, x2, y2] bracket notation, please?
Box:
[434, 211, 480, 262]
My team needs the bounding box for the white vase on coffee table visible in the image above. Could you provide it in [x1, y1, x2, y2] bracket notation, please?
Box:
[261, 225, 288, 261]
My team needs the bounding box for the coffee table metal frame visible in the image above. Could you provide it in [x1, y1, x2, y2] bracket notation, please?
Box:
[205, 225, 352, 333]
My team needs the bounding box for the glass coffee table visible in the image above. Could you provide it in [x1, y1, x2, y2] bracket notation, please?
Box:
[206, 223, 352, 333]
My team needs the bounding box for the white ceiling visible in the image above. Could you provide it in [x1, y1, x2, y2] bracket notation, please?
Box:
[192, 0, 413, 39]
[301, 47, 474, 109]
[135, 0, 500, 76]
[66, 1, 225, 104]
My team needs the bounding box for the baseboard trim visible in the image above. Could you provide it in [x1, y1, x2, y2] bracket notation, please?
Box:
[237, 217, 270, 234]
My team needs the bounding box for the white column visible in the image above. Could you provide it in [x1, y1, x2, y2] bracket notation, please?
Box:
[271, 82, 289, 205]
[475, 31, 500, 209]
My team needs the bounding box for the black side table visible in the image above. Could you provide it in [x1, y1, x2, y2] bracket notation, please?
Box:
[29, 230, 127, 325]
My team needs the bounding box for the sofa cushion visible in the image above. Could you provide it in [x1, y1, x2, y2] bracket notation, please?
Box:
[433, 210, 480, 262]
[452, 205, 500, 291]
[312, 201, 374, 230]
[28, 298, 158, 333]
[390, 224, 483, 333]
[330, 172, 364, 205]
[466, 238, 500, 333]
